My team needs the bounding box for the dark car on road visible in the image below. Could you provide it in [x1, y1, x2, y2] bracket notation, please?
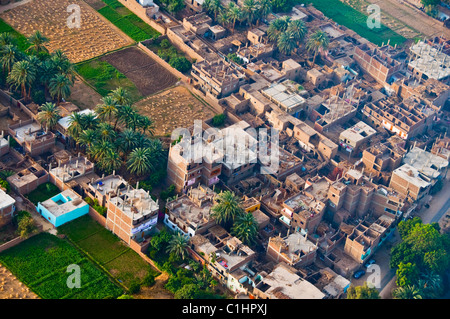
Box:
[353, 270, 366, 279]
[364, 259, 376, 268]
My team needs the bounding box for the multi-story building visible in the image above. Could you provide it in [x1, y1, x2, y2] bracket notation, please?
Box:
[8, 119, 55, 156]
[105, 185, 159, 245]
[266, 231, 318, 268]
[49, 156, 95, 192]
[293, 122, 338, 160]
[191, 59, 247, 99]
[353, 43, 403, 84]
[164, 185, 216, 237]
[389, 163, 432, 201]
[344, 214, 396, 263]
[327, 169, 406, 224]
[261, 80, 307, 118]
[362, 96, 436, 140]
[339, 121, 377, 154]
[0, 188, 15, 224]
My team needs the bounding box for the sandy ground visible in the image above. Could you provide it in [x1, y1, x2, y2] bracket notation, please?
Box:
[132, 272, 174, 299]
[0, 265, 38, 299]
[134, 85, 217, 137]
[67, 77, 103, 110]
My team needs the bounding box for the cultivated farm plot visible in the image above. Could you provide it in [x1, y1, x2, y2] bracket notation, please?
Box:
[100, 46, 178, 97]
[134, 85, 217, 137]
[0, 0, 134, 63]
[0, 233, 124, 299]
[58, 215, 159, 289]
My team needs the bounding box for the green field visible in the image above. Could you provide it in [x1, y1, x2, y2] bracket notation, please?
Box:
[0, 18, 30, 51]
[97, 0, 160, 42]
[300, 0, 407, 46]
[0, 233, 124, 299]
[25, 182, 60, 205]
[76, 58, 142, 101]
[58, 215, 159, 288]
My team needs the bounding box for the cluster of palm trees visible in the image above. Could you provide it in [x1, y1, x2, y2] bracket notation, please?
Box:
[211, 190, 259, 246]
[392, 271, 444, 299]
[36, 87, 165, 177]
[0, 31, 75, 104]
[203, 0, 272, 32]
[267, 16, 329, 59]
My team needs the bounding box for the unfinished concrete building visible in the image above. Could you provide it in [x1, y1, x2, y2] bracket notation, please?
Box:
[266, 232, 318, 268]
[7, 163, 49, 195]
[353, 43, 404, 84]
[164, 185, 216, 237]
[191, 59, 247, 99]
[362, 96, 436, 140]
[339, 121, 377, 154]
[362, 135, 407, 184]
[327, 168, 406, 225]
[49, 156, 95, 192]
[403, 146, 449, 185]
[344, 214, 396, 263]
[8, 120, 55, 156]
[408, 39, 450, 83]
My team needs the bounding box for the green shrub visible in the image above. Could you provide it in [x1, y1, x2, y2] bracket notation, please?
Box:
[32, 90, 46, 106]
[0, 178, 10, 193]
[160, 184, 176, 201]
[128, 280, 141, 294]
[117, 294, 134, 299]
[169, 56, 192, 73]
[160, 39, 171, 49]
[212, 113, 226, 127]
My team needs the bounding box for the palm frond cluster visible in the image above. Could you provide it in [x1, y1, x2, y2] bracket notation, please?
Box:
[66, 87, 164, 176]
[0, 31, 75, 104]
[211, 190, 259, 246]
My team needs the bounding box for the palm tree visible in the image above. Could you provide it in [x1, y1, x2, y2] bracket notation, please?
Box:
[7, 60, 36, 101]
[277, 31, 296, 55]
[49, 74, 72, 105]
[217, 9, 230, 29]
[80, 112, 99, 131]
[257, 0, 272, 22]
[109, 87, 132, 106]
[67, 112, 85, 142]
[0, 32, 16, 47]
[306, 30, 329, 65]
[209, 0, 223, 21]
[117, 104, 138, 129]
[417, 271, 443, 298]
[95, 95, 119, 124]
[97, 122, 116, 142]
[228, 3, 242, 33]
[98, 149, 122, 174]
[267, 16, 291, 42]
[38, 59, 57, 94]
[127, 147, 154, 176]
[26, 31, 49, 55]
[51, 50, 76, 83]
[36, 102, 60, 130]
[243, 0, 259, 28]
[211, 190, 244, 229]
[286, 19, 308, 48]
[0, 44, 22, 73]
[231, 213, 258, 246]
[137, 115, 154, 135]
[117, 128, 140, 155]
[89, 139, 115, 162]
[166, 232, 189, 260]
[77, 129, 98, 150]
[392, 285, 423, 299]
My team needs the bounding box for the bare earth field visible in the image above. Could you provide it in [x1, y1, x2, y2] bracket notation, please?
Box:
[134, 85, 217, 136]
[0, 0, 133, 63]
[132, 272, 174, 299]
[0, 265, 38, 299]
[67, 77, 103, 110]
[100, 46, 178, 97]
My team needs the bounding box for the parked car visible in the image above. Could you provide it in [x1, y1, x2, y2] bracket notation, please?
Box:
[353, 270, 366, 279]
[364, 259, 376, 268]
